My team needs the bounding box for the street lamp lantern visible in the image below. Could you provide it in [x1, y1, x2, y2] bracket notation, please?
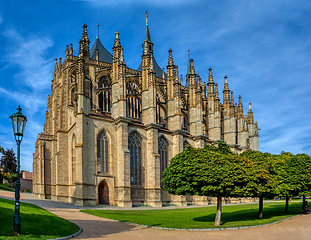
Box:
[10, 105, 27, 141]
[9, 105, 27, 235]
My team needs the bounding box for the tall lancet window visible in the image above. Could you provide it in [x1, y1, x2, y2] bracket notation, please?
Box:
[97, 130, 109, 173]
[128, 132, 142, 185]
[156, 105, 166, 126]
[158, 136, 169, 185]
[98, 76, 111, 113]
[126, 82, 141, 119]
[182, 114, 188, 131]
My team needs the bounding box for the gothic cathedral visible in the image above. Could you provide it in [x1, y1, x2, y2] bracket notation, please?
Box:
[33, 16, 259, 207]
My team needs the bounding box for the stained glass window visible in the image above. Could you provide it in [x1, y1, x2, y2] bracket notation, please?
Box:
[98, 77, 111, 112]
[128, 132, 142, 185]
[182, 114, 188, 131]
[156, 105, 166, 125]
[97, 130, 109, 173]
[126, 82, 141, 119]
[158, 137, 169, 186]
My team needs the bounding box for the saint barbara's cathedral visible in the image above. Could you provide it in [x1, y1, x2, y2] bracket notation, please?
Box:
[33, 15, 259, 206]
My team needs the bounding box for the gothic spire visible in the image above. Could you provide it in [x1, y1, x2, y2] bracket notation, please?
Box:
[79, 24, 90, 58]
[248, 103, 254, 123]
[208, 67, 214, 83]
[69, 43, 73, 56]
[223, 75, 230, 105]
[187, 50, 191, 75]
[96, 19, 99, 39]
[145, 11, 152, 42]
[207, 67, 215, 99]
[238, 95, 244, 118]
[168, 49, 174, 66]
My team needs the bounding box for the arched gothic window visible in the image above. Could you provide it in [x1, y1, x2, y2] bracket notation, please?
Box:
[203, 119, 208, 136]
[182, 114, 188, 131]
[98, 76, 111, 112]
[156, 105, 166, 126]
[97, 130, 109, 173]
[158, 137, 169, 185]
[70, 87, 76, 106]
[126, 82, 141, 119]
[128, 132, 142, 185]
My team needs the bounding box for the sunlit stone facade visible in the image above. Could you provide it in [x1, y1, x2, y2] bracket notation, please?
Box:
[33, 17, 259, 207]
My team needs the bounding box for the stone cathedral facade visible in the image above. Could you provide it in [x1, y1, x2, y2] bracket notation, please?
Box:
[33, 17, 259, 207]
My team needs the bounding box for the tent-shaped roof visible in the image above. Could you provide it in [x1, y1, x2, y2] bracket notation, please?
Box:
[137, 56, 164, 79]
[90, 38, 113, 64]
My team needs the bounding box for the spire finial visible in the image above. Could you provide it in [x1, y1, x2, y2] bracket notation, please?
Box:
[248, 103, 254, 123]
[187, 50, 191, 75]
[231, 91, 234, 105]
[224, 75, 229, 91]
[96, 19, 99, 39]
[144, 11, 151, 42]
[208, 67, 214, 83]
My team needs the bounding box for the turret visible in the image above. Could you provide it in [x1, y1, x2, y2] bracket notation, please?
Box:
[248, 103, 254, 123]
[111, 31, 126, 118]
[78, 24, 90, 58]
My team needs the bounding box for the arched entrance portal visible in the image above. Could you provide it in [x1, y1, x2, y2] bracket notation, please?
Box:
[98, 181, 109, 205]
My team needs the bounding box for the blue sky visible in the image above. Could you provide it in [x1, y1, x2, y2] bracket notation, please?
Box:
[1, 0, 311, 172]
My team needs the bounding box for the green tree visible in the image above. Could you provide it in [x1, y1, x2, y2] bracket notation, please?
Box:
[162, 143, 253, 226]
[0, 148, 17, 174]
[0, 172, 3, 184]
[240, 150, 279, 219]
[0, 145, 4, 154]
[292, 153, 311, 208]
[275, 152, 297, 212]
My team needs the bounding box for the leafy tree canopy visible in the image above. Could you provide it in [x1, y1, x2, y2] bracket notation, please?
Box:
[0, 148, 17, 173]
[162, 144, 253, 198]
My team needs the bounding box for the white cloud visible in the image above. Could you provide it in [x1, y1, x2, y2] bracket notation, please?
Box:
[0, 87, 45, 112]
[3, 28, 54, 90]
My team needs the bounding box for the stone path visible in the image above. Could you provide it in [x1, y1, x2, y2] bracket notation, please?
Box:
[1, 190, 311, 240]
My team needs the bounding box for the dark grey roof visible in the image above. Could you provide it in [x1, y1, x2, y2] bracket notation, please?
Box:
[90, 38, 113, 64]
[137, 56, 165, 79]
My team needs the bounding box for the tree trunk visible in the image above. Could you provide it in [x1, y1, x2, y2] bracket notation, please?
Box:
[303, 196, 307, 208]
[214, 196, 222, 226]
[257, 196, 264, 219]
[285, 196, 289, 213]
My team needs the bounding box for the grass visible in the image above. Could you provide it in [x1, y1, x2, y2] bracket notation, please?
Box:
[0, 198, 80, 239]
[81, 201, 303, 229]
[0, 183, 15, 192]
[0, 184, 31, 193]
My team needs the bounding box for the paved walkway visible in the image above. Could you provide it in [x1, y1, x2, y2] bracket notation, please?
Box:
[1, 190, 311, 240]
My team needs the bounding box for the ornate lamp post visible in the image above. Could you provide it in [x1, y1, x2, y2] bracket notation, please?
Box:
[9, 105, 27, 235]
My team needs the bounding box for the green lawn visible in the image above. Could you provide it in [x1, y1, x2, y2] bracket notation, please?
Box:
[0, 184, 31, 193]
[0, 183, 15, 192]
[81, 202, 303, 229]
[0, 198, 80, 239]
